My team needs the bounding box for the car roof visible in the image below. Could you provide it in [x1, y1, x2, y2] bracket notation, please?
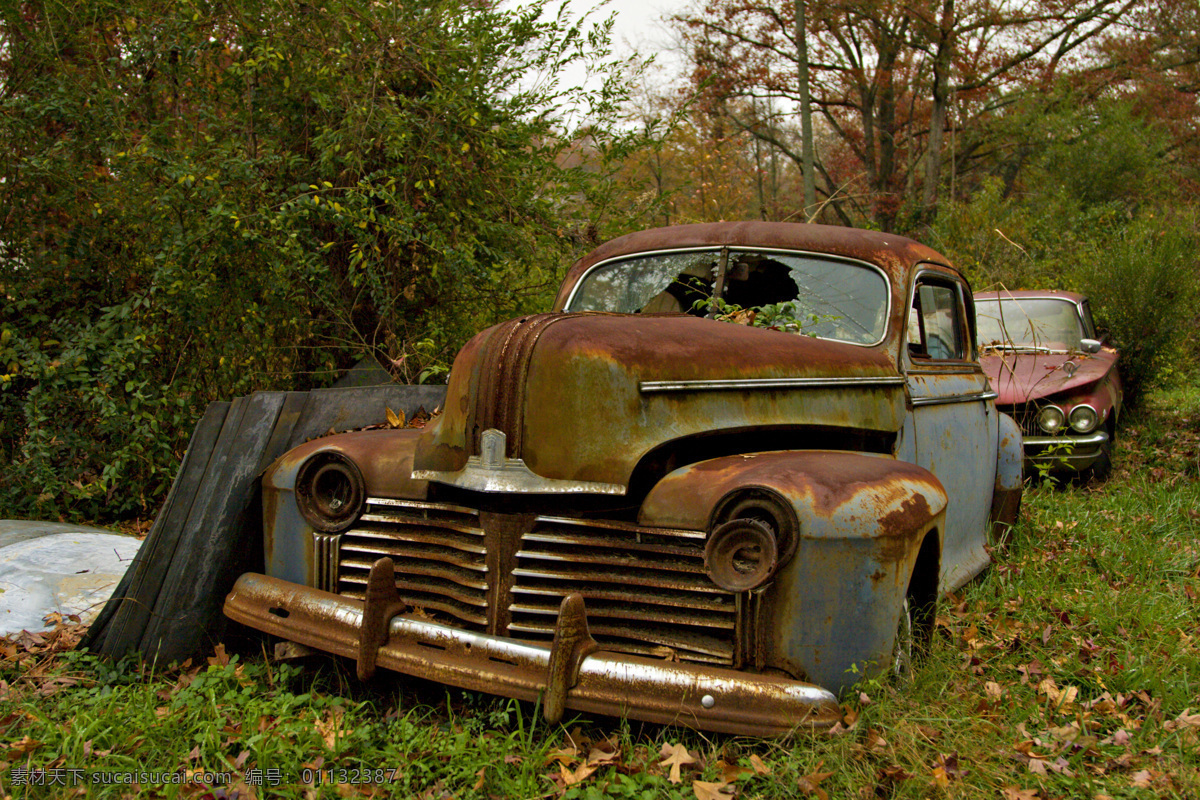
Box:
[553, 222, 957, 311]
[975, 289, 1088, 304]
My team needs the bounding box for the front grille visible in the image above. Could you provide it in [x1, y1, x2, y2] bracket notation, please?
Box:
[337, 499, 489, 630]
[333, 500, 738, 666]
[1005, 405, 1039, 437]
[510, 517, 738, 665]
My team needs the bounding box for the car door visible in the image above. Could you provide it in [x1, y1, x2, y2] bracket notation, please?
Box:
[902, 268, 998, 590]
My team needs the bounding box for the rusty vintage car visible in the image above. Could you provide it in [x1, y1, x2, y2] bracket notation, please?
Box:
[976, 290, 1121, 481]
[223, 222, 1023, 736]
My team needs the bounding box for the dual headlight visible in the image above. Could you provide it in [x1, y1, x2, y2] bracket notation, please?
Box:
[1036, 403, 1098, 434]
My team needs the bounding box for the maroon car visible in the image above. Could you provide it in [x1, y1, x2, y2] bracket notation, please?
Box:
[976, 290, 1122, 480]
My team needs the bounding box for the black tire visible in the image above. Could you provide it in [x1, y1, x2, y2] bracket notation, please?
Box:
[1083, 423, 1114, 484]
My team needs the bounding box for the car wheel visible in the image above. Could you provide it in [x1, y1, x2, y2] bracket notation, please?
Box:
[1084, 424, 1114, 483]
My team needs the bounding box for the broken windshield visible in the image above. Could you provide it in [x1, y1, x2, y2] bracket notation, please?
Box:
[566, 249, 889, 345]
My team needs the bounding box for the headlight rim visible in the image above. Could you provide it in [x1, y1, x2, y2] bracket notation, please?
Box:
[295, 451, 366, 533]
[704, 517, 780, 592]
[1068, 403, 1100, 433]
[1036, 404, 1066, 434]
[704, 488, 799, 592]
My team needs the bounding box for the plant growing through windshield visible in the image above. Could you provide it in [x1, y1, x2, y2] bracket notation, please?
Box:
[691, 296, 841, 336]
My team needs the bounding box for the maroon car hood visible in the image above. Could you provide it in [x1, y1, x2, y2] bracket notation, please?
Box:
[981, 350, 1118, 405]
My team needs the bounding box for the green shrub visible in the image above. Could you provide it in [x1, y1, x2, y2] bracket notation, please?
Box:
[1073, 216, 1199, 406]
[0, 0, 641, 522]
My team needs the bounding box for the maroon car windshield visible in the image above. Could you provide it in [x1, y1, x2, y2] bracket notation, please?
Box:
[976, 298, 1083, 351]
[565, 249, 889, 345]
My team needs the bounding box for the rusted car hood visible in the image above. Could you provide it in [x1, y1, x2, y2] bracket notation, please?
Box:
[981, 349, 1118, 405]
[413, 313, 904, 490]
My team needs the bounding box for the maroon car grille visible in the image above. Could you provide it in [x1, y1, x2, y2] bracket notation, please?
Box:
[1003, 404, 1040, 437]
[335, 500, 737, 666]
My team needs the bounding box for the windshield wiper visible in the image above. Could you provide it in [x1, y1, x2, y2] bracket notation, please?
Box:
[982, 344, 1057, 354]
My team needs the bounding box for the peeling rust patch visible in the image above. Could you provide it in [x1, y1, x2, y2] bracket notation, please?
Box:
[878, 493, 934, 541]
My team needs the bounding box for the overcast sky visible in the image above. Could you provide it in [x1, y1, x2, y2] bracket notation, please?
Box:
[503, 0, 691, 122]
[601, 0, 684, 60]
[562, 0, 691, 103]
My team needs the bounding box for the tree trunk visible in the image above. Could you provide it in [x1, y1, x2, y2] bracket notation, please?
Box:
[794, 0, 817, 219]
[922, 0, 955, 215]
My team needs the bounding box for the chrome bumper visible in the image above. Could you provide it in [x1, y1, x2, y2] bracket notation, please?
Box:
[1022, 430, 1109, 470]
[224, 567, 840, 736]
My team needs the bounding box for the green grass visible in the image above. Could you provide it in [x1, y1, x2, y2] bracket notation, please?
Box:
[2, 383, 1198, 799]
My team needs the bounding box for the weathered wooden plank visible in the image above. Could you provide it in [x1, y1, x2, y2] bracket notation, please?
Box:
[81, 400, 231, 657]
[137, 393, 288, 662]
[288, 385, 445, 446]
[81, 384, 449, 663]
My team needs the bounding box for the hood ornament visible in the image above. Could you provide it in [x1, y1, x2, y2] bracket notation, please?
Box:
[1063, 360, 1078, 378]
[413, 428, 626, 495]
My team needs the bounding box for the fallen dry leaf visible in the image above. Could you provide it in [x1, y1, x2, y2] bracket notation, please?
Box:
[716, 759, 751, 783]
[1101, 729, 1131, 747]
[659, 743, 697, 784]
[559, 761, 597, 787]
[5, 737, 41, 759]
[1164, 708, 1200, 731]
[544, 746, 579, 767]
[878, 765, 912, 783]
[1001, 787, 1040, 800]
[36, 676, 80, 697]
[692, 779, 735, 800]
[1037, 677, 1078, 710]
[585, 739, 620, 767]
[314, 709, 349, 751]
[863, 727, 889, 753]
[1130, 769, 1155, 788]
[934, 752, 968, 780]
[748, 753, 771, 776]
[797, 761, 834, 799]
[207, 643, 230, 667]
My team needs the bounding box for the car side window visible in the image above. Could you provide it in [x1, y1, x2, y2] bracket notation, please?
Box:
[1079, 300, 1098, 339]
[908, 279, 965, 361]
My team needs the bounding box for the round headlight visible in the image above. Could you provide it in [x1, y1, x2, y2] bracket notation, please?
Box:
[1037, 405, 1065, 434]
[1069, 404, 1099, 433]
[704, 518, 779, 592]
[296, 452, 365, 532]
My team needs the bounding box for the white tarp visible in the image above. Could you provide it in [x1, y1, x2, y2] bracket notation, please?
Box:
[0, 521, 141, 635]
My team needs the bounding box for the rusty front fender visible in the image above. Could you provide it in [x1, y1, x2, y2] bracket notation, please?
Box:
[991, 413, 1023, 532]
[261, 429, 429, 587]
[638, 451, 948, 692]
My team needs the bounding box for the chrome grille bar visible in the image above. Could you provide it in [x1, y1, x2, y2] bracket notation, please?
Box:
[334, 500, 739, 666]
[510, 517, 736, 665]
[338, 499, 488, 630]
